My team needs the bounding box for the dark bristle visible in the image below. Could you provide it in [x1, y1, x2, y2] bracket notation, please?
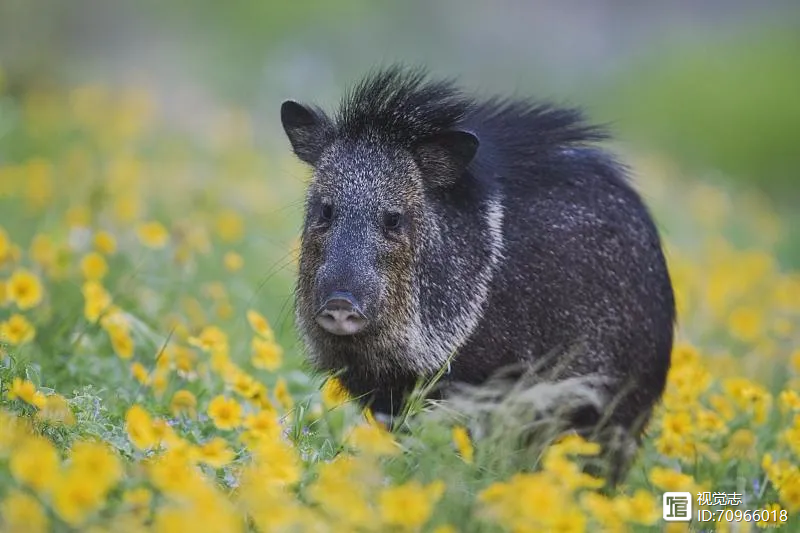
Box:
[335, 65, 473, 147]
[333, 64, 608, 157]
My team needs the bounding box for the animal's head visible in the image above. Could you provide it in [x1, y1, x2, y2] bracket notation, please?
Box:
[280, 67, 479, 347]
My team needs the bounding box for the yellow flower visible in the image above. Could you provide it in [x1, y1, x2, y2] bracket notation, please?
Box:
[147, 445, 202, 495]
[211, 350, 235, 377]
[779, 390, 800, 413]
[452, 425, 474, 463]
[108, 325, 135, 359]
[0, 490, 49, 533]
[779, 473, 800, 511]
[308, 460, 377, 528]
[208, 395, 242, 430]
[621, 490, 660, 525]
[69, 441, 123, 491]
[188, 325, 228, 354]
[196, 437, 235, 468]
[0, 226, 10, 262]
[36, 394, 76, 426]
[723, 429, 757, 459]
[251, 337, 283, 371]
[762, 454, 798, 489]
[93, 230, 117, 254]
[695, 409, 727, 436]
[152, 506, 201, 533]
[549, 512, 587, 533]
[649, 466, 699, 493]
[150, 369, 169, 398]
[9, 435, 60, 494]
[136, 221, 169, 249]
[0, 313, 36, 345]
[782, 415, 800, 456]
[8, 378, 46, 408]
[346, 423, 401, 457]
[321, 377, 351, 410]
[151, 418, 182, 449]
[80, 252, 109, 280]
[247, 437, 302, 486]
[170, 389, 197, 418]
[551, 433, 601, 457]
[228, 370, 260, 399]
[246, 309, 275, 340]
[249, 383, 275, 412]
[661, 411, 693, 437]
[131, 362, 149, 385]
[756, 503, 785, 528]
[82, 281, 113, 323]
[7, 269, 44, 309]
[243, 410, 281, 440]
[223, 251, 244, 272]
[126, 405, 158, 450]
[52, 469, 106, 526]
[655, 431, 695, 461]
[0, 410, 31, 455]
[791, 349, 800, 374]
[708, 393, 737, 421]
[274, 377, 294, 411]
[379, 480, 445, 529]
[173, 345, 197, 376]
[671, 342, 701, 366]
[581, 492, 624, 531]
[724, 377, 772, 424]
[542, 449, 604, 491]
[215, 210, 244, 243]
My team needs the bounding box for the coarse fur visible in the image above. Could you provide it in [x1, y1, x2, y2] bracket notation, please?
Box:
[280, 65, 676, 484]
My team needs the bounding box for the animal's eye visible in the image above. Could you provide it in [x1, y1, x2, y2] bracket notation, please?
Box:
[319, 202, 333, 223]
[382, 211, 402, 230]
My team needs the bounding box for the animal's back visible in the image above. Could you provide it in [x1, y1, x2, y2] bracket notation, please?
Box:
[452, 101, 676, 434]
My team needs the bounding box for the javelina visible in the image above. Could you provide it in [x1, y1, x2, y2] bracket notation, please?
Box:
[280, 65, 675, 482]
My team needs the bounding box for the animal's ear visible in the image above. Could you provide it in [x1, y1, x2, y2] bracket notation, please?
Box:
[280, 100, 333, 166]
[414, 130, 480, 188]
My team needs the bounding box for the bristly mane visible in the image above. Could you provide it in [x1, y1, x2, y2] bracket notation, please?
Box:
[335, 65, 473, 147]
[334, 64, 609, 154]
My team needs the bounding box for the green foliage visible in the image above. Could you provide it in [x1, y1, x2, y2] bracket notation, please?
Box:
[596, 20, 800, 201]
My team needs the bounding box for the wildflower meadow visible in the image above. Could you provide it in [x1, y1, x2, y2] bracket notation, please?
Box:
[0, 76, 798, 532]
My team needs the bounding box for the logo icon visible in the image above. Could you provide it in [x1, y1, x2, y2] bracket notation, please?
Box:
[663, 492, 692, 522]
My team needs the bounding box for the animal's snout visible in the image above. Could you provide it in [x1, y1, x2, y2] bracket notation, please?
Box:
[315, 291, 368, 336]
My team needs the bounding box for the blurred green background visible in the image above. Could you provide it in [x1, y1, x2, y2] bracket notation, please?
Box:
[1, 0, 798, 220]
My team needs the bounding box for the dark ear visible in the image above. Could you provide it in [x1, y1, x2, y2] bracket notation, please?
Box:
[280, 100, 333, 166]
[414, 130, 480, 188]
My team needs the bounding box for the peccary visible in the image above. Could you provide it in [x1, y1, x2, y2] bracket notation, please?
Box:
[280, 65, 675, 482]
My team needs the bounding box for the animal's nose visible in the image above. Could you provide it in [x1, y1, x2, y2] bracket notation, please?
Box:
[315, 291, 368, 336]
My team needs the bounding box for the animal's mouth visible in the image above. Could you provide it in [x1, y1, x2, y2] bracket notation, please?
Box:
[314, 292, 368, 336]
